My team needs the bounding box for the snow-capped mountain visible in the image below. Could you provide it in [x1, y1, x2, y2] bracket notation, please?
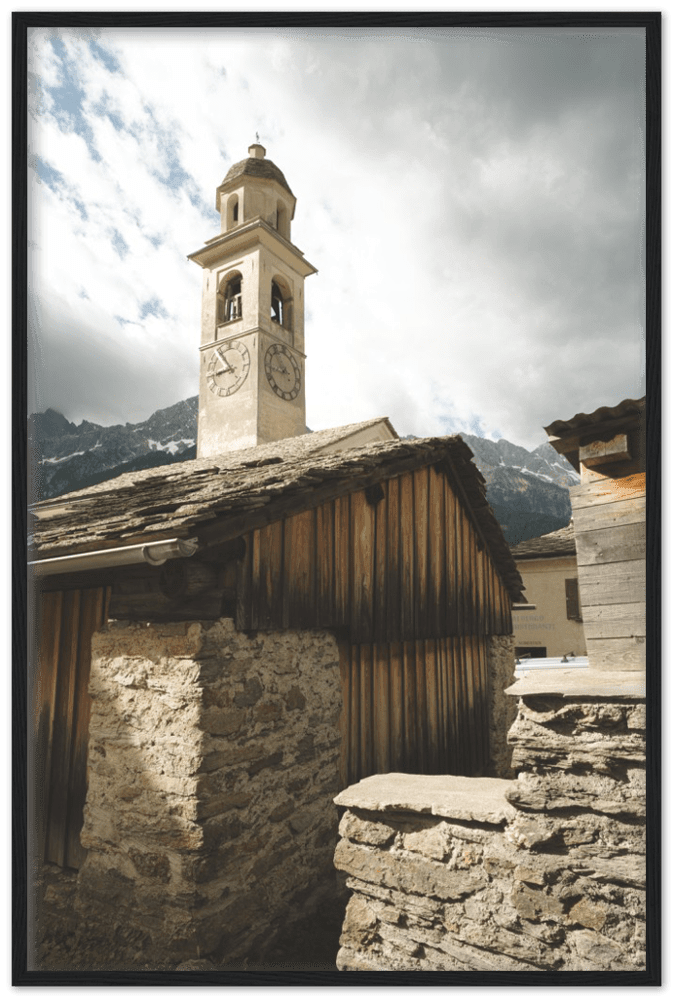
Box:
[459, 434, 579, 489]
[28, 397, 199, 501]
[459, 433, 578, 544]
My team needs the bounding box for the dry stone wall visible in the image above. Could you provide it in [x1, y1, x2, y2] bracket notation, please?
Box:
[74, 617, 342, 969]
[334, 686, 646, 973]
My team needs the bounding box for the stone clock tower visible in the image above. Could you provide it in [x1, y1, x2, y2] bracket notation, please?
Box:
[189, 143, 317, 457]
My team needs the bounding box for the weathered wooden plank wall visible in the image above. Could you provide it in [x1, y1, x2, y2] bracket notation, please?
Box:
[238, 466, 513, 643]
[570, 472, 646, 671]
[33, 587, 109, 870]
[339, 636, 491, 786]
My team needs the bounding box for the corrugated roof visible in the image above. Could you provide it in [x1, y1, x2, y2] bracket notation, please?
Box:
[510, 522, 576, 559]
[221, 156, 294, 197]
[544, 397, 645, 438]
[29, 425, 524, 601]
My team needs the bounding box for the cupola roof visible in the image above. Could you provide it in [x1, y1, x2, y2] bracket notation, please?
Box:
[221, 143, 294, 197]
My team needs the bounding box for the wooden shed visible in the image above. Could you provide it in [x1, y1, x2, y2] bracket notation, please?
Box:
[29, 426, 524, 870]
[545, 397, 646, 671]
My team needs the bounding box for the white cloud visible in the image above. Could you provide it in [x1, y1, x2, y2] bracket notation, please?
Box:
[27, 25, 646, 450]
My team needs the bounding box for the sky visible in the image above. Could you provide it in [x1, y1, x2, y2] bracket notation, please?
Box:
[26, 23, 647, 451]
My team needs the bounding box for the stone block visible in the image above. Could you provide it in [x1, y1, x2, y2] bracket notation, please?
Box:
[401, 822, 452, 861]
[253, 701, 283, 723]
[233, 676, 263, 707]
[334, 839, 479, 901]
[566, 897, 607, 931]
[284, 685, 307, 710]
[201, 707, 246, 736]
[511, 885, 564, 922]
[569, 928, 625, 967]
[128, 850, 171, 883]
[246, 750, 284, 776]
[338, 811, 397, 847]
[269, 799, 295, 823]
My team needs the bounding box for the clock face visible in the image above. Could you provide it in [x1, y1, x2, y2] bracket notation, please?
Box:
[207, 341, 250, 396]
[265, 343, 301, 400]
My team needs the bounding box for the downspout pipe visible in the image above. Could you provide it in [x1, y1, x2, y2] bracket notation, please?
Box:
[28, 537, 199, 577]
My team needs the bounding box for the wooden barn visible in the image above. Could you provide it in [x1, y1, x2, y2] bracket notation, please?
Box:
[30, 426, 524, 878]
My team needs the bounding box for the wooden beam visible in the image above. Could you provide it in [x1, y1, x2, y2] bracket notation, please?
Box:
[574, 522, 645, 567]
[582, 602, 646, 640]
[578, 559, 645, 607]
[586, 636, 646, 672]
[570, 472, 646, 509]
[572, 494, 646, 533]
[579, 433, 631, 467]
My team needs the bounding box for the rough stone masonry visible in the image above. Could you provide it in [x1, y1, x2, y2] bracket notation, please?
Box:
[72, 617, 342, 969]
[334, 676, 646, 972]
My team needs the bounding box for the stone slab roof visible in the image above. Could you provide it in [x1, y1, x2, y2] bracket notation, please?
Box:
[29, 422, 524, 600]
[510, 522, 576, 560]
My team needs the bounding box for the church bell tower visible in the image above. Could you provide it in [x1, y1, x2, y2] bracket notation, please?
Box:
[189, 143, 317, 457]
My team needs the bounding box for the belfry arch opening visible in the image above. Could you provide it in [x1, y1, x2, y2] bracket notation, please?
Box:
[271, 277, 293, 333]
[218, 271, 243, 324]
[227, 195, 240, 230]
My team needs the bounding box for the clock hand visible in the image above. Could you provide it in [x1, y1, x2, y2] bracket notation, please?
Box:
[216, 347, 236, 373]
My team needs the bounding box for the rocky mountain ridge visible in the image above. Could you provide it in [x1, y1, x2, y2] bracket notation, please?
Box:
[28, 397, 199, 503]
[28, 400, 577, 545]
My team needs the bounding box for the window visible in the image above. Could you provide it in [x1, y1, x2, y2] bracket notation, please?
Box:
[515, 647, 547, 659]
[565, 578, 582, 621]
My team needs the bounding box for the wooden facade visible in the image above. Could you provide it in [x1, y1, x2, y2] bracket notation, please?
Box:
[32, 587, 109, 869]
[545, 398, 646, 672]
[570, 472, 646, 670]
[236, 466, 512, 641]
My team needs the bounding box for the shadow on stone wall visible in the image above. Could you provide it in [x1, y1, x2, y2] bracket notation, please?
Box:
[35, 618, 345, 971]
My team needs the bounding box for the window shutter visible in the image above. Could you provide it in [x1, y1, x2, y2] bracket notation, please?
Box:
[565, 578, 581, 621]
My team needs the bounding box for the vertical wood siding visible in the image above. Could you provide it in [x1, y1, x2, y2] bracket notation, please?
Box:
[33, 587, 109, 870]
[238, 466, 513, 641]
[340, 636, 491, 787]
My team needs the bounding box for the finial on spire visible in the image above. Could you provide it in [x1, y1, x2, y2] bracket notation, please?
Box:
[255, 131, 260, 143]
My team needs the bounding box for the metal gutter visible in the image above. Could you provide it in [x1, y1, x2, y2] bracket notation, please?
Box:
[28, 537, 199, 577]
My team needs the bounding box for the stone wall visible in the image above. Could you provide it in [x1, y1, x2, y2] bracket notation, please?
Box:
[73, 617, 342, 969]
[488, 634, 516, 778]
[334, 675, 646, 973]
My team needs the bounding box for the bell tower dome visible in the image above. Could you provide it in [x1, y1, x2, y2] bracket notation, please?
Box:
[188, 143, 317, 457]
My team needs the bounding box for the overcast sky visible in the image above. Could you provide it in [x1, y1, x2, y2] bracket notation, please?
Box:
[26, 24, 646, 451]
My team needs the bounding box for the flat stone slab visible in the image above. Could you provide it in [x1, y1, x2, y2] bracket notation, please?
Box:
[505, 669, 645, 699]
[334, 773, 516, 824]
